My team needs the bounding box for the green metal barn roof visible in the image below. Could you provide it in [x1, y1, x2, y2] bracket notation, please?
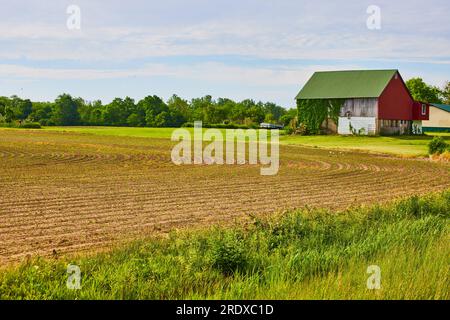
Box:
[430, 103, 450, 113]
[295, 69, 398, 99]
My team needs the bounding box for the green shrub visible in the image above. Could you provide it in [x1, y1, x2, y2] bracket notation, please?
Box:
[428, 136, 448, 155]
[19, 122, 41, 129]
[182, 122, 253, 129]
[208, 231, 247, 275]
[0, 121, 41, 129]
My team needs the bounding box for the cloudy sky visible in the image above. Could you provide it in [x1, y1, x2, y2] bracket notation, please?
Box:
[1, 0, 449, 107]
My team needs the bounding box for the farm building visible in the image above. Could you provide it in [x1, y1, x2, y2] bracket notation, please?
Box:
[295, 69, 430, 135]
[422, 104, 450, 133]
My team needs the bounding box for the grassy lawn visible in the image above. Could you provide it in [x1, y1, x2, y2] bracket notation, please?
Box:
[0, 191, 448, 299]
[426, 132, 450, 137]
[40, 126, 450, 157]
[281, 135, 439, 157]
[43, 126, 179, 139]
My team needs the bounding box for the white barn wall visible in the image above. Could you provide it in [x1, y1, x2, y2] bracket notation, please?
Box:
[422, 106, 450, 129]
[338, 117, 377, 135]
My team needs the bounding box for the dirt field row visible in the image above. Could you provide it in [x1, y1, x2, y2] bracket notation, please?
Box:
[0, 129, 449, 264]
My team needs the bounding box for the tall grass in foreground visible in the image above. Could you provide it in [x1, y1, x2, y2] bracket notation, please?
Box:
[1, 191, 449, 300]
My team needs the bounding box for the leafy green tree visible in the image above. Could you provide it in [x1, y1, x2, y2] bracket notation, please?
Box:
[280, 108, 297, 126]
[229, 102, 247, 124]
[10, 96, 32, 120]
[123, 97, 136, 118]
[144, 109, 157, 126]
[264, 113, 275, 123]
[29, 102, 54, 125]
[191, 96, 214, 123]
[167, 108, 185, 127]
[103, 98, 134, 126]
[263, 102, 286, 121]
[2, 105, 14, 123]
[442, 81, 450, 104]
[137, 95, 168, 127]
[76, 98, 93, 125]
[205, 103, 227, 124]
[126, 113, 141, 127]
[89, 100, 104, 125]
[406, 78, 443, 103]
[0, 100, 5, 121]
[154, 111, 169, 127]
[167, 95, 190, 123]
[52, 94, 80, 125]
[217, 98, 236, 124]
[242, 100, 264, 125]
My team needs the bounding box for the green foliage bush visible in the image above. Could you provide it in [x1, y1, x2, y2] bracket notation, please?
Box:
[19, 122, 41, 129]
[208, 231, 248, 275]
[182, 122, 254, 129]
[428, 136, 448, 155]
[0, 121, 41, 129]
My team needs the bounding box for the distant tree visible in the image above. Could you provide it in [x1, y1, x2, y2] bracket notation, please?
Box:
[154, 111, 169, 127]
[217, 98, 237, 123]
[229, 102, 247, 124]
[123, 97, 136, 117]
[263, 102, 286, 121]
[126, 113, 141, 127]
[442, 81, 450, 104]
[2, 105, 14, 123]
[52, 94, 80, 125]
[264, 113, 275, 123]
[280, 108, 297, 127]
[11, 96, 32, 120]
[167, 108, 185, 127]
[138, 95, 168, 127]
[77, 99, 91, 125]
[29, 102, 54, 125]
[242, 100, 264, 125]
[0, 100, 5, 119]
[205, 103, 227, 124]
[103, 98, 134, 126]
[406, 78, 443, 103]
[89, 100, 104, 125]
[191, 96, 214, 123]
[167, 95, 189, 125]
[144, 109, 157, 127]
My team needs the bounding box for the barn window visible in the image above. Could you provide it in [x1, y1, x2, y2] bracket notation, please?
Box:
[421, 104, 427, 115]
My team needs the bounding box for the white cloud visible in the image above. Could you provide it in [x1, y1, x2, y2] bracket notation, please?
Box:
[0, 62, 361, 86]
[0, 18, 449, 63]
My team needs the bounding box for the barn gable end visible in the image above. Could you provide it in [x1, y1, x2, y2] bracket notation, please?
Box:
[378, 72, 414, 120]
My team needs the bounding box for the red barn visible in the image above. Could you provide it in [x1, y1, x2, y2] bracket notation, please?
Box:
[296, 69, 429, 135]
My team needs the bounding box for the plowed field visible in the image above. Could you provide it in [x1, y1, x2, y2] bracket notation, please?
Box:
[1, 129, 449, 264]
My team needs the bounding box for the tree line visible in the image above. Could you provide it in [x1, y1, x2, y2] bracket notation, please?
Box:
[0, 77, 447, 130]
[0, 94, 297, 128]
[405, 78, 450, 104]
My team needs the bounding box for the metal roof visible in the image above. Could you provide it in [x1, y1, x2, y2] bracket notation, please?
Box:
[430, 103, 450, 113]
[296, 69, 398, 99]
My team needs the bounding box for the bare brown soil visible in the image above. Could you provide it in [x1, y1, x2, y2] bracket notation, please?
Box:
[0, 129, 449, 264]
